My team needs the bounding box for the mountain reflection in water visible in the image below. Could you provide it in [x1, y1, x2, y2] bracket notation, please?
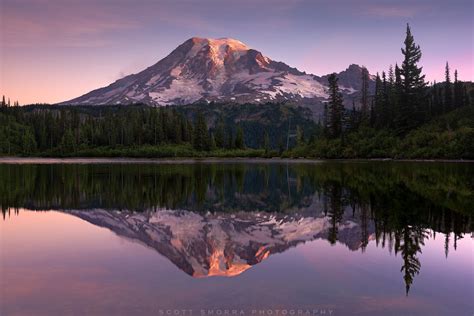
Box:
[1, 162, 472, 295]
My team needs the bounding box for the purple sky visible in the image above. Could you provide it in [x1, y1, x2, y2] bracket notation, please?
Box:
[1, 0, 473, 104]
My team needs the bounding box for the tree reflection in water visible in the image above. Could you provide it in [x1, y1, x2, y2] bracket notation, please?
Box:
[1, 162, 472, 294]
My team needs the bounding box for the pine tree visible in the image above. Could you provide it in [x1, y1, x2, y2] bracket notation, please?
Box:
[388, 65, 396, 126]
[263, 130, 270, 154]
[370, 98, 375, 128]
[174, 113, 183, 144]
[296, 125, 305, 146]
[348, 101, 359, 131]
[438, 82, 444, 112]
[1, 95, 5, 108]
[226, 128, 235, 149]
[60, 129, 76, 154]
[235, 126, 245, 149]
[322, 102, 329, 137]
[278, 135, 285, 154]
[388, 65, 395, 87]
[360, 67, 370, 124]
[382, 71, 390, 125]
[209, 132, 216, 150]
[186, 119, 193, 144]
[22, 129, 37, 154]
[193, 111, 208, 151]
[373, 73, 384, 128]
[181, 116, 190, 143]
[393, 63, 403, 125]
[327, 73, 344, 138]
[463, 86, 471, 107]
[214, 118, 225, 148]
[396, 24, 426, 135]
[453, 69, 464, 108]
[444, 62, 453, 110]
[443, 62, 453, 113]
[432, 80, 440, 116]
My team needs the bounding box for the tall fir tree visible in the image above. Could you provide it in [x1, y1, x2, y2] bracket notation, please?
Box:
[360, 66, 370, 124]
[370, 99, 375, 128]
[382, 71, 390, 126]
[373, 73, 384, 128]
[322, 102, 329, 137]
[226, 126, 235, 149]
[348, 100, 359, 131]
[431, 81, 440, 116]
[296, 125, 305, 146]
[453, 69, 464, 108]
[463, 86, 471, 107]
[193, 111, 209, 151]
[388, 65, 395, 87]
[431, 83, 439, 117]
[60, 129, 76, 154]
[235, 126, 245, 149]
[263, 130, 270, 154]
[387, 65, 396, 126]
[214, 118, 225, 148]
[438, 82, 444, 112]
[396, 24, 426, 135]
[22, 129, 37, 154]
[393, 63, 403, 125]
[209, 132, 216, 150]
[327, 73, 344, 138]
[444, 62, 453, 111]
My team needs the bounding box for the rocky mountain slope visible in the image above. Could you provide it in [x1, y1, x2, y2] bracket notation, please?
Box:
[62, 37, 374, 111]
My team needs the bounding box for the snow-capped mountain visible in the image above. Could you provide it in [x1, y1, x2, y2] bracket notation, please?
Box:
[67, 208, 374, 278]
[61, 37, 373, 108]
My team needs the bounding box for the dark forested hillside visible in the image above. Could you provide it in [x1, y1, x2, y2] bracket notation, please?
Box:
[0, 102, 317, 157]
[286, 106, 474, 159]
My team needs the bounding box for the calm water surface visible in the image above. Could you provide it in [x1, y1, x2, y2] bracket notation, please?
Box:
[1, 161, 473, 315]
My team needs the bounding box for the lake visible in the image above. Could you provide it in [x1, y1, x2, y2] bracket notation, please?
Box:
[1, 160, 473, 316]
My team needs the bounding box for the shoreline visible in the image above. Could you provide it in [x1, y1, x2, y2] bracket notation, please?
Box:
[0, 157, 473, 164]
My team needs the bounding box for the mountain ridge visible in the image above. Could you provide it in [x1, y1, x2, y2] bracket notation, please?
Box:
[61, 37, 375, 111]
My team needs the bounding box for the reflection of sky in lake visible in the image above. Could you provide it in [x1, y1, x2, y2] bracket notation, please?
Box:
[1, 210, 472, 315]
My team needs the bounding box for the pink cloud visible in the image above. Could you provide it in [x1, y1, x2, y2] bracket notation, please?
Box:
[1, 2, 140, 48]
[364, 4, 424, 18]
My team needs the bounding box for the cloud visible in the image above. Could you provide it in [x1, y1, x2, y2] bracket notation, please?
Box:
[0, 0, 306, 49]
[0, 1, 140, 48]
[364, 4, 421, 18]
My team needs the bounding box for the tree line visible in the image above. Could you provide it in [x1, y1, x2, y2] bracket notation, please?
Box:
[323, 24, 472, 140]
[0, 104, 255, 155]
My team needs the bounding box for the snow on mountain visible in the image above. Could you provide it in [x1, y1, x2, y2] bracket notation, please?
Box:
[61, 37, 373, 109]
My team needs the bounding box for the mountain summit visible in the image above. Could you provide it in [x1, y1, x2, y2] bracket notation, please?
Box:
[62, 37, 372, 109]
